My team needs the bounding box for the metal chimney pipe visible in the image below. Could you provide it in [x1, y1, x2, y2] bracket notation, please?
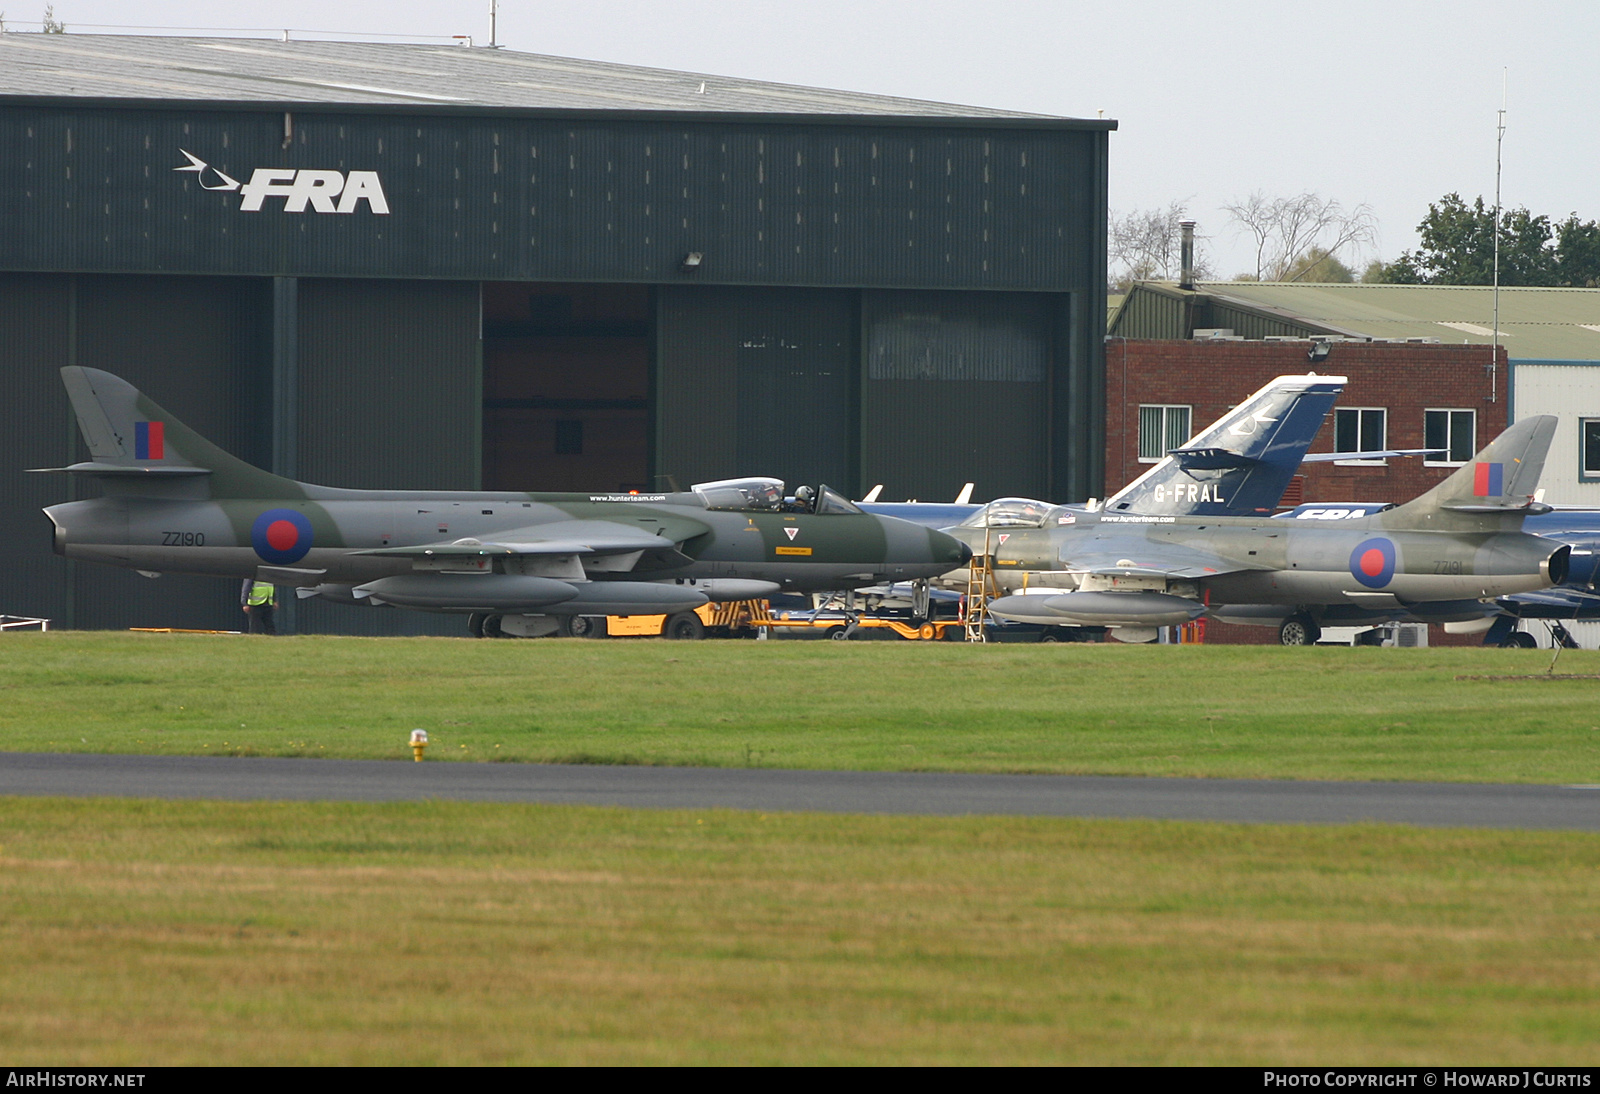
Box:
[1179, 221, 1196, 290]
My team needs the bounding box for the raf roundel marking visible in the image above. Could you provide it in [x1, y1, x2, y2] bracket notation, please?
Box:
[1348, 537, 1397, 589]
[251, 508, 314, 565]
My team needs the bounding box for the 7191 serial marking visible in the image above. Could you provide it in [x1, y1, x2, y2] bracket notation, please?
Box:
[1434, 559, 1463, 574]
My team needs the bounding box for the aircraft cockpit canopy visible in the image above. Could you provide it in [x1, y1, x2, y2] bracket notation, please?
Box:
[957, 497, 1057, 529]
[811, 484, 863, 515]
[687, 478, 864, 515]
[692, 477, 786, 511]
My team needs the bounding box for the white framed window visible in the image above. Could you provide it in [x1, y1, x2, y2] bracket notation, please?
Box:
[1582, 419, 1600, 482]
[1138, 404, 1191, 463]
[1423, 409, 1476, 466]
[1334, 407, 1386, 465]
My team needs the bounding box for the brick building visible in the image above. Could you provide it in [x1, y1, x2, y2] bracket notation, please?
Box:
[1104, 338, 1510, 507]
[1108, 281, 1600, 504]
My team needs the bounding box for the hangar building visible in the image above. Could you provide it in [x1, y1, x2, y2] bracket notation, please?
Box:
[0, 34, 1114, 632]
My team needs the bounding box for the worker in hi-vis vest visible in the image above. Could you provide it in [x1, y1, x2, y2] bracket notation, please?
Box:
[240, 579, 278, 635]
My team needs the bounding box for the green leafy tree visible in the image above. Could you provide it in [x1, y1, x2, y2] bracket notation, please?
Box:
[1384, 193, 1589, 286]
[1555, 215, 1600, 287]
[41, 3, 63, 32]
[1360, 259, 1393, 283]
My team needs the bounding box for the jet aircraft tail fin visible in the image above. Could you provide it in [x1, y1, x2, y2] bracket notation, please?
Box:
[1386, 415, 1558, 530]
[1105, 373, 1346, 516]
[40, 367, 303, 499]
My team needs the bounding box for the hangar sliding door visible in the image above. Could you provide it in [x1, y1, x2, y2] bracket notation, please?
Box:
[293, 278, 481, 636]
[860, 290, 1054, 503]
[656, 286, 854, 493]
[295, 279, 481, 492]
[0, 274, 75, 627]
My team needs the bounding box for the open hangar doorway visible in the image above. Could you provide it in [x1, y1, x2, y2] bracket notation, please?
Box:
[480, 282, 652, 493]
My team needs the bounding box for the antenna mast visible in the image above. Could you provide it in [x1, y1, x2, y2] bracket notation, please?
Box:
[489, 0, 499, 48]
[1491, 70, 1506, 403]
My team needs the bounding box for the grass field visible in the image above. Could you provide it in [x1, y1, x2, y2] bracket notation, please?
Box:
[4, 631, 1600, 782]
[1, 796, 1596, 1065]
[7, 632, 1598, 1064]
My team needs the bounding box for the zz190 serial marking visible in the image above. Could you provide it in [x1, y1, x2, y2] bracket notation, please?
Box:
[161, 531, 206, 546]
[1434, 559, 1463, 574]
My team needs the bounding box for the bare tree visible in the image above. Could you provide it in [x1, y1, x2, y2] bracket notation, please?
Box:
[1224, 192, 1377, 282]
[1108, 200, 1211, 292]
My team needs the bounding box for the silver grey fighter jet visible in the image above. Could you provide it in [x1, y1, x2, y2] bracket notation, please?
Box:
[36, 368, 971, 636]
[946, 415, 1569, 644]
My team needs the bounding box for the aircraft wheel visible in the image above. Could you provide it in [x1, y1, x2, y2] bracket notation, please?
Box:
[1279, 614, 1320, 646]
[468, 612, 487, 639]
[1501, 631, 1538, 649]
[662, 612, 705, 640]
[481, 614, 504, 639]
[561, 615, 604, 639]
[825, 625, 849, 641]
[1038, 630, 1061, 643]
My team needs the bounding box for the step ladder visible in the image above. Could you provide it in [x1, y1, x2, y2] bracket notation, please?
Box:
[963, 526, 999, 643]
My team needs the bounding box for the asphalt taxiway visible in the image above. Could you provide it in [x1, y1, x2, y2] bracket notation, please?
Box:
[1, 752, 1596, 829]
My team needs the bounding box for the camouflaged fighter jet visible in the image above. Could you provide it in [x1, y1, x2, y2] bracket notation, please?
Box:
[945, 415, 1569, 645]
[36, 368, 971, 637]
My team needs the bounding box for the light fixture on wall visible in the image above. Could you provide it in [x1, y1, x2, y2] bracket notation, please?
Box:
[679, 251, 703, 274]
[1308, 341, 1331, 363]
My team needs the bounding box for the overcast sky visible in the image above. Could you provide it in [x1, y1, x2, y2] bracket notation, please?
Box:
[20, 1, 1600, 278]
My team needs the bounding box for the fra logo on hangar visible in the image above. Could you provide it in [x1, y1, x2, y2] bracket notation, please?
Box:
[175, 149, 390, 214]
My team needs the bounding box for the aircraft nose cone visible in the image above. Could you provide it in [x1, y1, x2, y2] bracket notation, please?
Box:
[932, 528, 972, 567]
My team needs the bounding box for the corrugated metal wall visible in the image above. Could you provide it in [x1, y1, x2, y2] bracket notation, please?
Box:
[0, 106, 1106, 294]
[1108, 286, 1332, 342]
[295, 279, 481, 490]
[292, 278, 481, 636]
[1506, 362, 1600, 507]
[656, 286, 854, 492]
[861, 290, 1053, 501]
[0, 274, 74, 625]
[1107, 287, 1188, 340]
[656, 286, 1072, 503]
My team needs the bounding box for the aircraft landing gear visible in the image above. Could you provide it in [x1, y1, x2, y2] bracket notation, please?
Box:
[481, 613, 504, 639]
[1279, 613, 1321, 646]
[559, 615, 604, 638]
[1499, 630, 1538, 649]
[468, 612, 487, 638]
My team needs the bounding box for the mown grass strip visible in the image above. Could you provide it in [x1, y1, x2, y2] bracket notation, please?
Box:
[4, 632, 1600, 782]
[0, 797, 1594, 1065]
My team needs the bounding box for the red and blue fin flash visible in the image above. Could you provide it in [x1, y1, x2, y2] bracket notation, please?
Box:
[1473, 462, 1503, 497]
[133, 421, 164, 460]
